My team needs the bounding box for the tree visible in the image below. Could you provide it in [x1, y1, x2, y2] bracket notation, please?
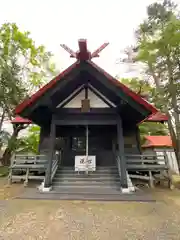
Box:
[16, 125, 40, 154]
[0, 130, 10, 151]
[119, 1, 180, 166]
[0, 23, 57, 165]
[120, 78, 168, 139]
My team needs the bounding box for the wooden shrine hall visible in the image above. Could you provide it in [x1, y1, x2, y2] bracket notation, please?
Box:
[13, 39, 169, 194]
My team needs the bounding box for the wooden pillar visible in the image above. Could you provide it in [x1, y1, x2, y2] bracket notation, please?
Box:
[44, 116, 56, 188]
[38, 127, 45, 154]
[135, 126, 142, 154]
[112, 137, 116, 164]
[117, 116, 128, 188]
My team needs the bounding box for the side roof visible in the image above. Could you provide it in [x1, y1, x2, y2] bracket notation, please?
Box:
[11, 116, 32, 124]
[142, 136, 173, 148]
[146, 112, 168, 122]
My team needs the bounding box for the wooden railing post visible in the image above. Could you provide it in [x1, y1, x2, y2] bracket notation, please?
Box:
[24, 168, 29, 187]
[149, 171, 154, 188]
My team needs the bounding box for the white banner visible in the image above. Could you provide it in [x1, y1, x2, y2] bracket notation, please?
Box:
[75, 156, 96, 172]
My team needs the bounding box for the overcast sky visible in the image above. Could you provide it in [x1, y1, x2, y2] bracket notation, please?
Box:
[0, 0, 164, 77]
[1, 0, 180, 132]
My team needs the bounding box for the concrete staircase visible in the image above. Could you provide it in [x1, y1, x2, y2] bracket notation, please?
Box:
[52, 166, 124, 195]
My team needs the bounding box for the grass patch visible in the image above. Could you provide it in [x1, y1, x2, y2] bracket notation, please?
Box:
[0, 166, 9, 177]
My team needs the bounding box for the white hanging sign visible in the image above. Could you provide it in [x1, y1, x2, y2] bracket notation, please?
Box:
[75, 156, 96, 172]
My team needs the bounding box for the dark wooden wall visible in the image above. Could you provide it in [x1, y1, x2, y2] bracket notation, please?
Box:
[38, 124, 141, 163]
[124, 126, 141, 154]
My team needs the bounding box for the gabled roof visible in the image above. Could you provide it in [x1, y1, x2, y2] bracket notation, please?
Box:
[15, 39, 168, 127]
[142, 136, 173, 148]
[15, 59, 158, 116]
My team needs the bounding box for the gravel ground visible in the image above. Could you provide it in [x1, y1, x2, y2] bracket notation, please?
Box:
[0, 179, 180, 239]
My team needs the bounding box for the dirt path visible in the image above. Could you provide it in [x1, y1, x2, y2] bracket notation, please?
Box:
[0, 178, 24, 200]
[0, 179, 180, 239]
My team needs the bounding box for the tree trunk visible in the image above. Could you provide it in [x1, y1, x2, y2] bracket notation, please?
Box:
[167, 112, 180, 163]
[149, 64, 180, 168]
[174, 112, 180, 166]
[0, 108, 5, 133]
[0, 124, 25, 166]
[166, 63, 180, 167]
[0, 109, 6, 152]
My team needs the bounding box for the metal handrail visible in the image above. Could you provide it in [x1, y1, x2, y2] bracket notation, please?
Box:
[51, 151, 62, 181]
[116, 155, 122, 180]
[51, 158, 58, 181]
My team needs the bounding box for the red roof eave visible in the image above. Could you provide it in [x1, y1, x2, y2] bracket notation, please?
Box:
[87, 60, 158, 115]
[146, 112, 168, 122]
[11, 116, 32, 124]
[15, 61, 79, 114]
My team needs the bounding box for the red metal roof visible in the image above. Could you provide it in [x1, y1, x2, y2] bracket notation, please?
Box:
[11, 116, 32, 124]
[15, 61, 158, 116]
[87, 60, 158, 115]
[15, 39, 158, 117]
[146, 112, 168, 122]
[142, 136, 173, 148]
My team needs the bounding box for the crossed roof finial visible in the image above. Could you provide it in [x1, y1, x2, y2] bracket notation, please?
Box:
[60, 39, 109, 61]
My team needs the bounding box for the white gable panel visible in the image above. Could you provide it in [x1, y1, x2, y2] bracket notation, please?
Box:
[88, 89, 109, 108]
[62, 88, 112, 108]
[65, 90, 85, 108]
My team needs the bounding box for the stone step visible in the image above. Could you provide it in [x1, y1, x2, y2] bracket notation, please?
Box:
[57, 167, 118, 173]
[53, 176, 120, 181]
[61, 166, 117, 169]
[51, 187, 122, 195]
[18, 189, 153, 201]
[53, 182, 133, 188]
[56, 170, 119, 175]
[52, 185, 121, 191]
[54, 173, 119, 178]
[52, 166, 134, 191]
[35, 194, 136, 201]
[54, 179, 119, 184]
[53, 180, 120, 185]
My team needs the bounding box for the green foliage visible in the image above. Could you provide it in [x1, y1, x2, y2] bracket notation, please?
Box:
[121, 78, 151, 94]
[135, 1, 180, 113]
[139, 122, 168, 143]
[0, 22, 57, 120]
[120, 77, 168, 138]
[0, 22, 57, 164]
[16, 125, 40, 154]
[121, 77, 161, 110]
[121, 0, 180, 163]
